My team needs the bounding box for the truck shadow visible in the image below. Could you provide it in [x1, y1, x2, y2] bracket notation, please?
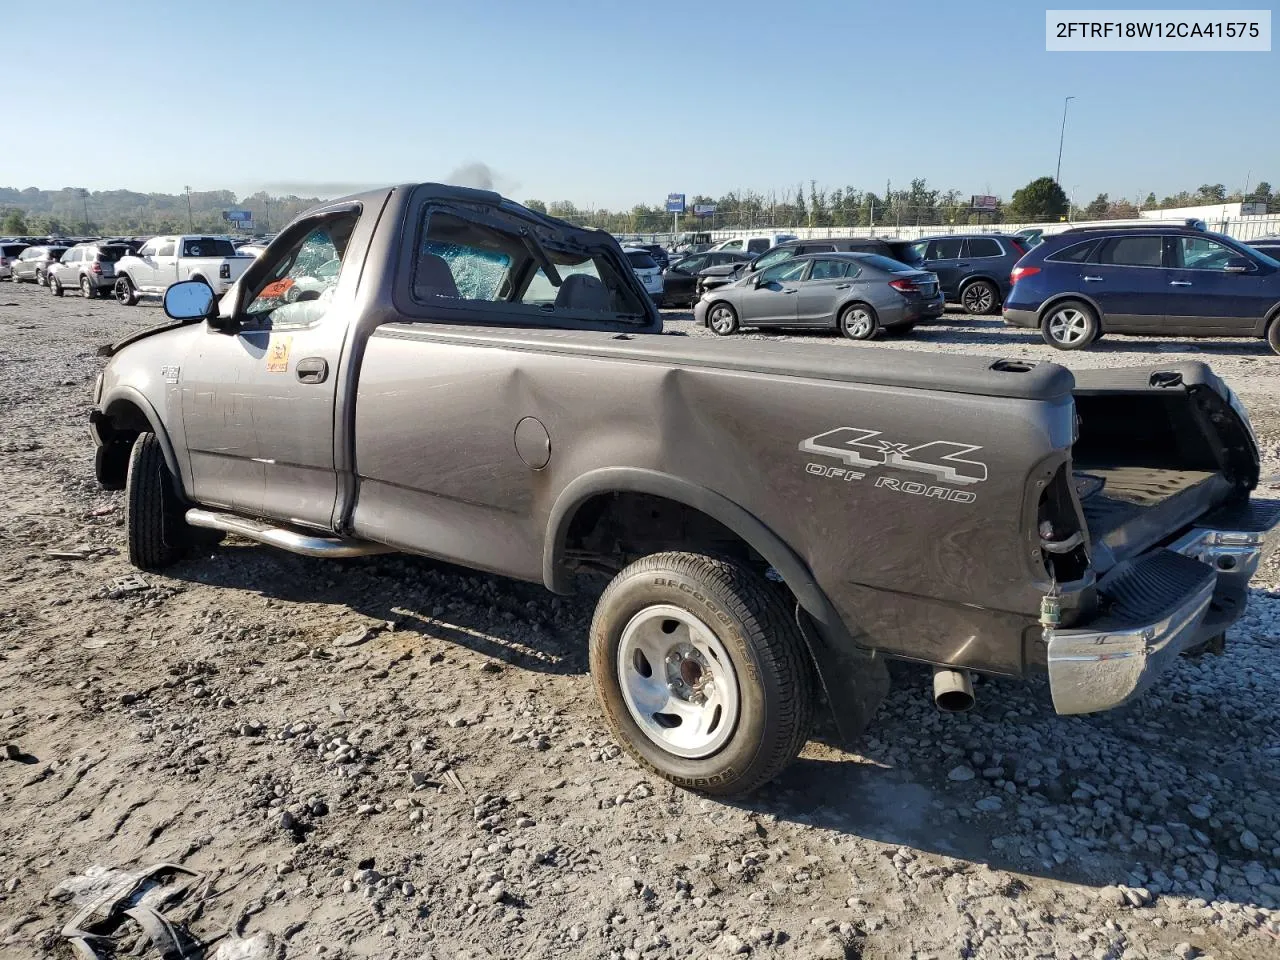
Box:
[174, 547, 594, 677]
[731, 660, 1280, 909]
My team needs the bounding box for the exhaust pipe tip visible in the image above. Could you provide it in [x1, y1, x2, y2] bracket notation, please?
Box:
[933, 668, 975, 713]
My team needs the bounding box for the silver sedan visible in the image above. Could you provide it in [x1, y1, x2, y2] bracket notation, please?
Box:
[692, 252, 943, 340]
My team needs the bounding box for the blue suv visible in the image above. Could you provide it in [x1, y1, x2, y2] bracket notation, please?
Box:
[1003, 225, 1280, 352]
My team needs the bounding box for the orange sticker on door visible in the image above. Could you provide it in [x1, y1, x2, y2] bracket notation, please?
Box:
[265, 335, 293, 373]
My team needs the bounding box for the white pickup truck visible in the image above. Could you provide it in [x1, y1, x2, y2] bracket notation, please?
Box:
[112, 235, 252, 306]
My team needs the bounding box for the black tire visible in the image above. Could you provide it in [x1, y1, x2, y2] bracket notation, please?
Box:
[589, 552, 815, 796]
[884, 321, 917, 337]
[1268, 315, 1280, 355]
[838, 302, 878, 341]
[1041, 299, 1099, 350]
[36, 269, 47, 287]
[115, 275, 139, 306]
[960, 279, 999, 315]
[49, 276, 64, 297]
[125, 433, 191, 570]
[706, 302, 739, 336]
[80, 275, 94, 299]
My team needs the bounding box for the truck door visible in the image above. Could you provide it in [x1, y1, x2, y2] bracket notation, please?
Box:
[180, 211, 361, 526]
[151, 239, 178, 291]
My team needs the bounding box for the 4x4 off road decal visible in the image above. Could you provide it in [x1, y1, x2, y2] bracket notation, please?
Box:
[800, 427, 988, 486]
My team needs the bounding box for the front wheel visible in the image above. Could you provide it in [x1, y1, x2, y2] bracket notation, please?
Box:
[49, 276, 64, 297]
[706, 302, 739, 336]
[839, 303, 878, 340]
[1041, 300, 1099, 350]
[589, 552, 814, 795]
[115, 275, 139, 306]
[125, 433, 193, 570]
[1267, 316, 1280, 355]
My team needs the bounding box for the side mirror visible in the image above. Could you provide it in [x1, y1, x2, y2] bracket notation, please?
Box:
[751, 274, 765, 288]
[1223, 257, 1254, 274]
[163, 280, 216, 321]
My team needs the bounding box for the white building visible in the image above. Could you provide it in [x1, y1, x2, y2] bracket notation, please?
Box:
[1140, 201, 1269, 222]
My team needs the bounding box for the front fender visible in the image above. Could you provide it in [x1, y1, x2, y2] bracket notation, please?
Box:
[95, 385, 185, 496]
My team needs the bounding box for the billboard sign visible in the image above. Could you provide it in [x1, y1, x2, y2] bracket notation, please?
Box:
[665, 193, 686, 213]
[223, 209, 254, 222]
[693, 204, 717, 218]
[970, 195, 999, 211]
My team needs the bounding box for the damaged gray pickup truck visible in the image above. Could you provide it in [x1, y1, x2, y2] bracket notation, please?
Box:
[89, 183, 1279, 795]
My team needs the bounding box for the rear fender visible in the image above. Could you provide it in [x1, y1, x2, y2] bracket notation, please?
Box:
[545, 467, 888, 742]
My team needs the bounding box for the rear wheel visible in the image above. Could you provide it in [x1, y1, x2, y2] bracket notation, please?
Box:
[1268, 316, 1280, 355]
[707, 302, 739, 336]
[960, 279, 998, 315]
[1041, 300, 1099, 350]
[80, 276, 94, 299]
[115, 275, 139, 306]
[589, 552, 814, 795]
[36, 269, 47, 287]
[839, 303, 878, 340]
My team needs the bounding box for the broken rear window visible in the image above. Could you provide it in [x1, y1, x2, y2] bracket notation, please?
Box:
[411, 205, 647, 322]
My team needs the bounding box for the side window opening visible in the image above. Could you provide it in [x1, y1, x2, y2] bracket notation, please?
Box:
[244, 213, 358, 325]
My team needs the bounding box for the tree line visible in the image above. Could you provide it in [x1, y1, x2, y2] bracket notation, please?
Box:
[0, 187, 327, 237]
[2, 177, 1272, 239]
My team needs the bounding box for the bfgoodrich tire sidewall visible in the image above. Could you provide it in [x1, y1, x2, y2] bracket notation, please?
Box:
[590, 567, 774, 791]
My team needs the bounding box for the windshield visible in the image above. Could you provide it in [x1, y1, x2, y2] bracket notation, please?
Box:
[182, 238, 236, 258]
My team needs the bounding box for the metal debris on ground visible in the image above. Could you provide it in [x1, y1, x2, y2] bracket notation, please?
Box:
[49, 862, 224, 959]
[110, 574, 150, 595]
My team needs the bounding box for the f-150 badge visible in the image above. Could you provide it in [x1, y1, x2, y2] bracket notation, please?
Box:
[800, 427, 988, 485]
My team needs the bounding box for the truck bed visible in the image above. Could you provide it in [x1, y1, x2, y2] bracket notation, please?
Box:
[1075, 467, 1232, 566]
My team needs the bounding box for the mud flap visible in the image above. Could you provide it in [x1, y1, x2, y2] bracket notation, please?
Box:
[796, 605, 890, 745]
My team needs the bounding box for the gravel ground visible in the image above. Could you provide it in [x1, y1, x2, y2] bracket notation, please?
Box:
[1, 284, 1278, 960]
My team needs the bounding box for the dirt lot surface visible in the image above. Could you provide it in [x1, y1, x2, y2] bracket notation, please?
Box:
[1, 284, 1278, 960]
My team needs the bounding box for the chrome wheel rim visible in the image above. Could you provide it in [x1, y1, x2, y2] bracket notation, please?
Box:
[964, 285, 993, 312]
[843, 308, 873, 338]
[81, 278, 91, 297]
[709, 306, 735, 334]
[617, 604, 740, 759]
[1048, 308, 1089, 344]
[115, 279, 129, 303]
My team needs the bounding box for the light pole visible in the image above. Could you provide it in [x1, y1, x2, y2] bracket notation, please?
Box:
[79, 189, 89, 232]
[1069, 185, 1079, 222]
[1055, 96, 1076, 185]
[184, 185, 194, 231]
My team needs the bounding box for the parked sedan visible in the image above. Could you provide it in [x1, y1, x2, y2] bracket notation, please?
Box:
[698, 236, 923, 294]
[9, 245, 68, 285]
[661, 251, 753, 306]
[1003, 225, 1280, 352]
[693, 252, 943, 339]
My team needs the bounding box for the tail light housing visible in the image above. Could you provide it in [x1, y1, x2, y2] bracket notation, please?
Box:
[219, 263, 231, 279]
[0, 257, 7, 267]
[888, 278, 920, 293]
[1010, 265, 1041, 284]
[91, 261, 102, 274]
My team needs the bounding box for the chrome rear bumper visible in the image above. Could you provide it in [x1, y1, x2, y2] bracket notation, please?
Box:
[1047, 573, 1215, 715]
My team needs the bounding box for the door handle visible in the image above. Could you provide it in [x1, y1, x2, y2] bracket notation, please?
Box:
[782, 289, 797, 294]
[1169, 280, 1192, 287]
[1083, 276, 1103, 282]
[296, 357, 329, 384]
[835, 284, 851, 289]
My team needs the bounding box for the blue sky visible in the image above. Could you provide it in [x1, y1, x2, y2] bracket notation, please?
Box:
[4, 0, 1275, 206]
